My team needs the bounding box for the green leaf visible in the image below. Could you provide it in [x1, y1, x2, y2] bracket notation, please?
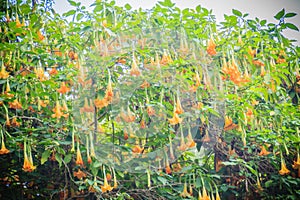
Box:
[285, 12, 297, 18]
[157, 176, 168, 185]
[41, 150, 51, 165]
[260, 20, 267, 26]
[265, 180, 273, 187]
[63, 10, 76, 17]
[64, 154, 72, 164]
[76, 13, 84, 21]
[55, 154, 63, 168]
[285, 23, 299, 31]
[232, 9, 242, 17]
[274, 9, 285, 20]
[68, 0, 77, 6]
[125, 3, 132, 10]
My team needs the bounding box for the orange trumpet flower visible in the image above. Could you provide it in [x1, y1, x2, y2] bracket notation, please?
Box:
[22, 141, 36, 172]
[57, 82, 70, 94]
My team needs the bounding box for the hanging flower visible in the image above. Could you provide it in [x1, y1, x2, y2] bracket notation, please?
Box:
[73, 169, 87, 179]
[130, 55, 141, 76]
[16, 15, 22, 28]
[0, 65, 9, 79]
[112, 168, 118, 189]
[101, 166, 113, 193]
[175, 96, 184, 114]
[49, 67, 58, 76]
[120, 107, 136, 123]
[292, 153, 300, 177]
[279, 158, 290, 175]
[94, 77, 113, 109]
[165, 165, 172, 175]
[37, 30, 45, 41]
[140, 119, 146, 129]
[215, 190, 221, 200]
[51, 101, 63, 119]
[75, 142, 84, 166]
[80, 98, 94, 113]
[202, 131, 210, 143]
[105, 78, 114, 102]
[200, 186, 210, 200]
[160, 50, 173, 65]
[260, 65, 266, 77]
[140, 80, 150, 88]
[224, 116, 238, 131]
[35, 67, 47, 81]
[147, 106, 155, 116]
[57, 82, 70, 94]
[168, 112, 182, 125]
[132, 144, 144, 154]
[180, 182, 191, 197]
[206, 36, 217, 56]
[0, 131, 9, 155]
[248, 46, 256, 57]
[9, 99, 22, 109]
[252, 59, 265, 67]
[11, 117, 20, 127]
[258, 145, 271, 156]
[22, 141, 36, 172]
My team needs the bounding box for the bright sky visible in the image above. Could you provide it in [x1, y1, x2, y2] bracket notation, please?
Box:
[53, 0, 300, 44]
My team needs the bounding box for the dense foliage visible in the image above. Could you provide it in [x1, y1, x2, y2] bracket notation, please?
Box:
[0, 0, 300, 199]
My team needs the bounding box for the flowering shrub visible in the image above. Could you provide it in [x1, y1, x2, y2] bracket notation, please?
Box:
[0, 0, 299, 199]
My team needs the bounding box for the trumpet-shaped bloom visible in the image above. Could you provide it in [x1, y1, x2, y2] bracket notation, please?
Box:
[279, 158, 290, 175]
[73, 169, 87, 179]
[168, 112, 183, 125]
[130, 57, 141, 76]
[258, 145, 271, 156]
[101, 166, 113, 193]
[132, 145, 144, 154]
[180, 182, 191, 197]
[22, 142, 36, 172]
[80, 98, 94, 113]
[94, 78, 113, 109]
[57, 82, 70, 94]
[147, 106, 155, 116]
[140, 80, 150, 88]
[37, 30, 45, 41]
[35, 67, 47, 81]
[224, 116, 238, 131]
[160, 50, 173, 65]
[206, 36, 217, 56]
[51, 101, 63, 119]
[0, 134, 9, 155]
[0, 65, 9, 79]
[75, 143, 84, 166]
[292, 154, 300, 177]
[11, 117, 20, 127]
[9, 99, 22, 109]
[49, 67, 58, 76]
[175, 97, 184, 114]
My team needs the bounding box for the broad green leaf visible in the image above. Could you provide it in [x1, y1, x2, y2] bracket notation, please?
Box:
[232, 9, 242, 17]
[68, 0, 77, 6]
[284, 12, 297, 18]
[76, 13, 84, 21]
[55, 153, 63, 168]
[157, 176, 168, 185]
[285, 23, 299, 31]
[63, 10, 76, 17]
[124, 3, 132, 10]
[274, 9, 285, 20]
[64, 154, 72, 164]
[41, 150, 51, 164]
